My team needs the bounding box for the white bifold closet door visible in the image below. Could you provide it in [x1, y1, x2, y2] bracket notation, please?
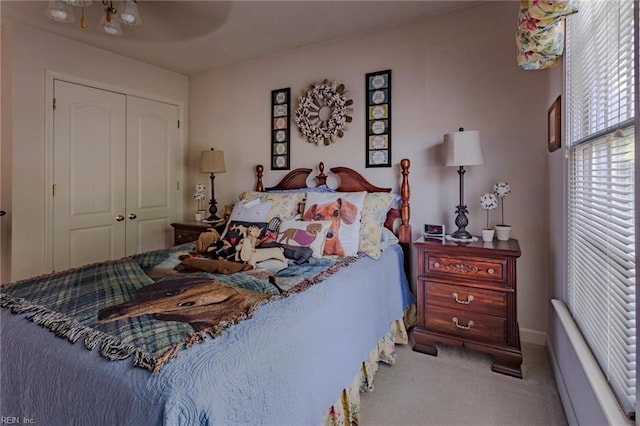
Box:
[52, 80, 179, 271]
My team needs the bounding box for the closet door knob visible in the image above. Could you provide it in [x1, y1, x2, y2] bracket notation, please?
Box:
[0, 210, 5, 217]
[116, 215, 124, 222]
[128, 213, 137, 220]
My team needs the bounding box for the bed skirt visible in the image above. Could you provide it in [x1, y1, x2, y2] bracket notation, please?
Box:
[322, 313, 410, 426]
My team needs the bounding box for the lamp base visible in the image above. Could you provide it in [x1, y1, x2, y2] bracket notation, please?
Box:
[450, 228, 474, 240]
[207, 172, 219, 222]
[206, 198, 219, 222]
[451, 203, 473, 241]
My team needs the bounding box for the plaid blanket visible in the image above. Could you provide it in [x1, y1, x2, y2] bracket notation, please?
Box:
[0, 243, 356, 373]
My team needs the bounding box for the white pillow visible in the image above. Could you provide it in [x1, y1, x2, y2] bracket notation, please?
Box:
[277, 220, 332, 258]
[230, 199, 273, 222]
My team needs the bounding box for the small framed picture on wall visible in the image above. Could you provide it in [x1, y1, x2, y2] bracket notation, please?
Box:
[547, 95, 561, 152]
[271, 88, 291, 170]
[365, 69, 392, 167]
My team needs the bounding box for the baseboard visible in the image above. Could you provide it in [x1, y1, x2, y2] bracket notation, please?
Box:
[520, 327, 546, 345]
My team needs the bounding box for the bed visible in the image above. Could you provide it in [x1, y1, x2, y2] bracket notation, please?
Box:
[1, 160, 414, 425]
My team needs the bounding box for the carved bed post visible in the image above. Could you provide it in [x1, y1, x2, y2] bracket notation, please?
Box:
[398, 158, 412, 279]
[398, 158, 411, 244]
[255, 165, 264, 192]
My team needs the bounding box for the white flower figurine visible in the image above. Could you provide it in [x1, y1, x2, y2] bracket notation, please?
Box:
[194, 183, 206, 211]
[494, 182, 511, 198]
[494, 181, 511, 225]
[480, 193, 498, 229]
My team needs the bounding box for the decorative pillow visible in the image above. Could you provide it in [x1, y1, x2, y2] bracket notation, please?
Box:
[239, 191, 306, 221]
[277, 220, 332, 258]
[221, 220, 269, 254]
[359, 192, 399, 259]
[267, 217, 282, 234]
[302, 192, 367, 257]
[216, 200, 273, 240]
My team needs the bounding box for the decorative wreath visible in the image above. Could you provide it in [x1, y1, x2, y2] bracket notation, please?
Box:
[294, 80, 353, 145]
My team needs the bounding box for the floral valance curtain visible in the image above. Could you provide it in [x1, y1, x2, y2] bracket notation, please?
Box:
[516, 0, 580, 70]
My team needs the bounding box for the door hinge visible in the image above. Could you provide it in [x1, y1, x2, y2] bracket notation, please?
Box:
[52, 184, 56, 197]
[53, 98, 56, 110]
[177, 120, 180, 129]
[176, 181, 180, 190]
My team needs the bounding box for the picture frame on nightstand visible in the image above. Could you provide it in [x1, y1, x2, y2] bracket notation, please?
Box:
[423, 224, 445, 241]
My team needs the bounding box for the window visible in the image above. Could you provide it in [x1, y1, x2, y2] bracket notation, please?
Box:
[566, 0, 636, 416]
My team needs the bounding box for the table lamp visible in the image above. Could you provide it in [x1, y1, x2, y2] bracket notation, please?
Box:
[443, 128, 484, 240]
[200, 148, 226, 221]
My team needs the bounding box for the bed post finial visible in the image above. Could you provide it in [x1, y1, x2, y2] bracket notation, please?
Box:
[256, 165, 264, 192]
[316, 162, 327, 186]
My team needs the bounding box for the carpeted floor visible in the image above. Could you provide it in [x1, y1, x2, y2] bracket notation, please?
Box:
[359, 335, 568, 425]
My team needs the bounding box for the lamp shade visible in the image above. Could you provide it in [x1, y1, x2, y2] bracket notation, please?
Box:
[443, 130, 484, 167]
[200, 150, 226, 173]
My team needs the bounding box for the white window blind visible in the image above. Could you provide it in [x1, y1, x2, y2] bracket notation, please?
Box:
[566, 0, 636, 416]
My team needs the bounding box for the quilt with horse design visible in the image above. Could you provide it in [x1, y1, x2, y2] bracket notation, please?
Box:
[0, 243, 356, 373]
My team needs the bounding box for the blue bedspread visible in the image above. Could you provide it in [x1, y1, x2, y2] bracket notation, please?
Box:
[1, 245, 412, 425]
[1, 243, 355, 372]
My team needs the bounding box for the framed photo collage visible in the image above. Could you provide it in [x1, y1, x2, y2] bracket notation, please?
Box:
[365, 69, 392, 167]
[271, 88, 291, 170]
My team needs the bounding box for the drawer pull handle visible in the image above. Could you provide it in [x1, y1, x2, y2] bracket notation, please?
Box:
[452, 292, 474, 304]
[434, 262, 440, 268]
[452, 317, 474, 330]
[487, 268, 495, 274]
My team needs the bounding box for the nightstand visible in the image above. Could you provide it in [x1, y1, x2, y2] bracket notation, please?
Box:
[170, 221, 226, 246]
[412, 236, 523, 378]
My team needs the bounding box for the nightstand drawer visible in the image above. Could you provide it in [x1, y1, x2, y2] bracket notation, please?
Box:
[174, 230, 201, 245]
[426, 255, 505, 283]
[425, 305, 507, 344]
[426, 281, 507, 317]
[172, 222, 225, 246]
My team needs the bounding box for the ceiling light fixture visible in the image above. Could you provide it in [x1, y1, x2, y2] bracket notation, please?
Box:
[44, 0, 142, 36]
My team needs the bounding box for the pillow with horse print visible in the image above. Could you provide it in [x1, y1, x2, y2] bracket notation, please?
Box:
[302, 192, 367, 257]
[276, 220, 332, 258]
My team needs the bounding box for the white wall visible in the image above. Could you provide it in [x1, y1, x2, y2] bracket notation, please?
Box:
[189, 2, 550, 337]
[1, 23, 189, 281]
[1, 23, 13, 284]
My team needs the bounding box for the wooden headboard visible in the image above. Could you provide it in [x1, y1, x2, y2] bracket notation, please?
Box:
[254, 160, 412, 272]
